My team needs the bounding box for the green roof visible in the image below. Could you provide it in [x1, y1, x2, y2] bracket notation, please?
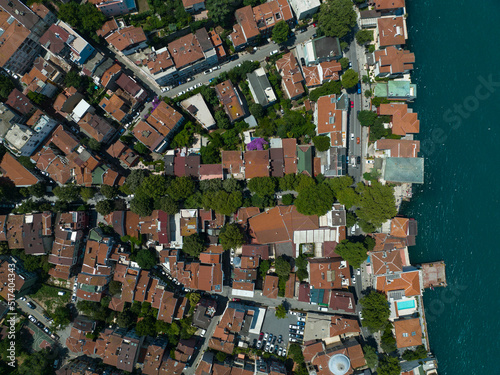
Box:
[92, 165, 108, 185]
[297, 145, 313, 176]
[383, 157, 424, 184]
[374, 83, 388, 97]
[374, 80, 417, 99]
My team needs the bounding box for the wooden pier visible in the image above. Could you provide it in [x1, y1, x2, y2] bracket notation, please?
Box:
[420, 261, 447, 289]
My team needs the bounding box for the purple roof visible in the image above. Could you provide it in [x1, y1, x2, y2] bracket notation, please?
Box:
[247, 138, 268, 151]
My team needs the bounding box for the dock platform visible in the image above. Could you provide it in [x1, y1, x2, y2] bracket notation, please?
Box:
[420, 261, 447, 288]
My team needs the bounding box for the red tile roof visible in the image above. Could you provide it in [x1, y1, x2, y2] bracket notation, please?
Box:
[378, 16, 406, 47]
[375, 139, 420, 157]
[244, 150, 269, 178]
[6, 89, 33, 115]
[376, 270, 421, 297]
[106, 26, 147, 51]
[262, 275, 279, 298]
[394, 318, 422, 348]
[374, 46, 415, 75]
[379, 103, 419, 135]
[375, 0, 405, 11]
[308, 257, 350, 289]
[215, 80, 246, 123]
[168, 33, 204, 69]
[0, 153, 39, 187]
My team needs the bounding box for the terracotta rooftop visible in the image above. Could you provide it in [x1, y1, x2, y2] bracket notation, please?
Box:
[391, 217, 409, 238]
[97, 19, 119, 38]
[394, 318, 422, 348]
[370, 248, 404, 275]
[308, 257, 350, 289]
[0, 10, 31, 69]
[316, 94, 344, 146]
[376, 270, 421, 297]
[78, 113, 115, 143]
[375, 138, 420, 157]
[168, 32, 205, 69]
[106, 26, 147, 51]
[375, 0, 405, 11]
[0, 153, 39, 187]
[276, 53, 304, 99]
[375, 46, 414, 75]
[378, 16, 406, 47]
[234, 6, 259, 41]
[248, 205, 319, 244]
[6, 89, 33, 115]
[330, 315, 361, 337]
[379, 103, 419, 136]
[244, 150, 269, 178]
[262, 275, 279, 299]
[215, 80, 245, 122]
[282, 138, 297, 174]
[221, 151, 243, 176]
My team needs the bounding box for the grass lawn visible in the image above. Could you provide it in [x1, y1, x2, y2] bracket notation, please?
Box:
[31, 284, 70, 313]
[136, 0, 150, 13]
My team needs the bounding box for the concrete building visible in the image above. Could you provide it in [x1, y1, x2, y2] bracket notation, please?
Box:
[3, 114, 57, 156]
[180, 93, 216, 130]
[288, 0, 320, 20]
[91, 0, 137, 17]
[247, 67, 277, 107]
[301, 36, 342, 65]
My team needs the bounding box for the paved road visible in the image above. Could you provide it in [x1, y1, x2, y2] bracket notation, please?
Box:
[164, 27, 317, 98]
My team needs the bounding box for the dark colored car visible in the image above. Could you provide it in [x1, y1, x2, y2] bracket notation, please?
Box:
[357, 156, 361, 164]
[300, 57, 306, 66]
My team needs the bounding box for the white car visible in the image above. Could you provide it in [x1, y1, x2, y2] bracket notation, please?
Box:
[298, 317, 306, 322]
[263, 332, 269, 341]
[351, 277, 356, 285]
[367, 159, 374, 164]
[271, 49, 279, 55]
[200, 329, 206, 337]
[28, 315, 37, 323]
[350, 133, 355, 141]
[19, 296, 26, 301]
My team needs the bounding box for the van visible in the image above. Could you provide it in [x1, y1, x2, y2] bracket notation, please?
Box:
[57, 291, 66, 296]
[318, 307, 328, 312]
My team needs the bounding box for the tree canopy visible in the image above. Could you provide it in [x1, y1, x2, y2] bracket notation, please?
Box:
[182, 233, 205, 258]
[95, 200, 114, 216]
[341, 68, 359, 89]
[336, 187, 359, 209]
[275, 303, 287, 319]
[219, 223, 245, 250]
[248, 177, 277, 197]
[275, 256, 291, 279]
[313, 135, 331, 152]
[53, 185, 80, 202]
[272, 21, 290, 44]
[359, 291, 391, 332]
[295, 184, 334, 216]
[0, 75, 15, 100]
[100, 184, 118, 199]
[202, 190, 242, 215]
[206, 0, 236, 28]
[358, 110, 378, 127]
[356, 181, 397, 228]
[135, 248, 157, 269]
[363, 345, 378, 369]
[249, 103, 265, 119]
[334, 239, 368, 268]
[339, 57, 350, 70]
[318, 0, 357, 39]
[309, 80, 343, 102]
[130, 194, 153, 216]
[355, 29, 374, 45]
[377, 355, 401, 375]
[167, 176, 196, 201]
[58, 2, 106, 40]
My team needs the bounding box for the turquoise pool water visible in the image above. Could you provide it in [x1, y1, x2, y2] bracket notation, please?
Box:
[397, 300, 416, 310]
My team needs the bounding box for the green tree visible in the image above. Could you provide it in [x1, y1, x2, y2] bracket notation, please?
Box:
[295, 184, 334, 216]
[336, 187, 359, 209]
[202, 190, 242, 215]
[377, 355, 401, 375]
[339, 57, 350, 70]
[380, 324, 397, 353]
[248, 176, 277, 197]
[318, 0, 357, 38]
[346, 211, 357, 227]
[355, 29, 374, 45]
[167, 176, 196, 201]
[157, 196, 179, 215]
[134, 142, 150, 155]
[0, 242, 9, 255]
[276, 109, 315, 139]
[275, 303, 287, 319]
[17, 349, 54, 375]
[334, 239, 368, 268]
[216, 351, 227, 362]
[363, 345, 379, 369]
[125, 169, 149, 193]
[281, 193, 294, 205]
[136, 315, 157, 337]
[182, 233, 205, 258]
[117, 309, 136, 328]
[313, 135, 331, 152]
[188, 292, 201, 307]
[296, 268, 308, 281]
[402, 345, 428, 361]
[294, 174, 316, 193]
[341, 68, 359, 89]
[141, 174, 168, 199]
[52, 305, 71, 328]
[130, 194, 153, 216]
[135, 248, 157, 269]
[272, 20, 290, 44]
[372, 96, 389, 107]
[219, 223, 245, 250]
[259, 259, 270, 278]
[222, 177, 241, 192]
[359, 290, 390, 332]
[206, 0, 236, 28]
[275, 256, 291, 279]
[53, 185, 80, 202]
[0, 75, 15, 99]
[200, 85, 219, 107]
[80, 187, 95, 202]
[100, 184, 118, 199]
[28, 183, 46, 198]
[27, 91, 47, 105]
[356, 181, 397, 228]
[59, 2, 106, 36]
[87, 138, 101, 151]
[65, 71, 82, 88]
[279, 173, 297, 191]
[358, 110, 378, 127]
[215, 109, 231, 129]
[288, 343, 305, 364]
[95, 200, 114, 216]
[108, 280, 122, 296]
[308, 80, 343, 102]
[249, 103, 265, 119]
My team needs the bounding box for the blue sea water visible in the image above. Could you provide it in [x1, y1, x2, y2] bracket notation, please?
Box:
[402, 1, 500, 373]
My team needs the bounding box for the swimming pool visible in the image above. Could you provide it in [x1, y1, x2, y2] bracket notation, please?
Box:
[397, 300, 416, 310]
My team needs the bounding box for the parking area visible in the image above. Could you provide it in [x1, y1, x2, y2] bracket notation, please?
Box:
[248, 308, 307, 357]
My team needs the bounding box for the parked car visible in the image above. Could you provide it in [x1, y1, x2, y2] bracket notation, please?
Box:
[348, 61, 352, 68]
[300, 57, 306, 66]
[278, 334, 282, 343]
[289, 324, 299, 329]
[28, 315, 37, 323]
[350, 100, 354, 108]
[367, 159, 374, 164]
[278, 347, 283, 356]
[318, 307, 328, 312]
[19, 296, 26, 301]
[356, 137, 360, 144]
[53, 360, 59, 369]
[259, 332, 264, 340]
[264, 343, 270, 352]
[297, 321, 305, 326]
[43, 327, 51, 335]
[204, 70, 210, 75]
[350, 133, 354, 141]
[271, 49, 279, 55]
[298, 317, 306, 322]
[357, 156, 361, 164]
[256, 340, 262, 349]
[27, 302, 36, 309]
[357, 82, 361, 94]
[186, 77, 193, 82]
[36, 321, 45, 329]
[263, 332, 269, 341]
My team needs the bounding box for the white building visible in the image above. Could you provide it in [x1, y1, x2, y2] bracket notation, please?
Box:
[288, 0, 320, 20]
[180, 93, 216, 130]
